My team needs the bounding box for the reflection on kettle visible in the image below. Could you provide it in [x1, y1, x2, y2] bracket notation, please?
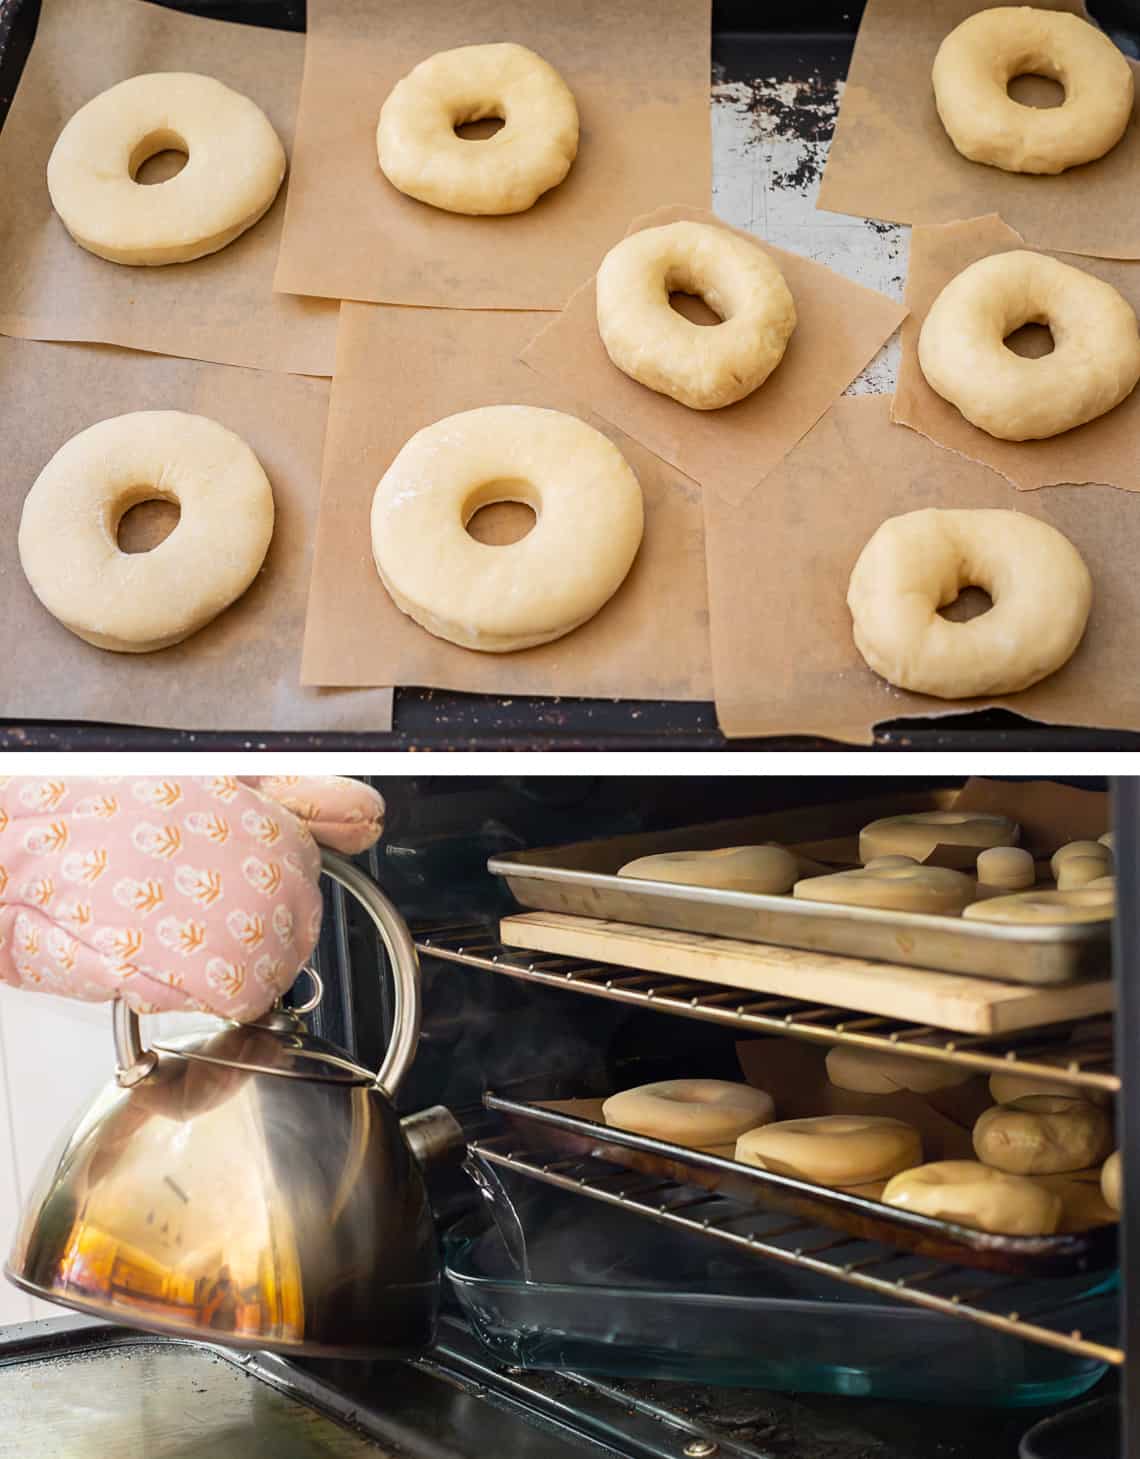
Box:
[7, 852, 463, 1358]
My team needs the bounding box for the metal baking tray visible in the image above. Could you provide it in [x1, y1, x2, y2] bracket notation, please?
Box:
[489, 803, 1112, 988]
[485, 1093, 1119, 1278]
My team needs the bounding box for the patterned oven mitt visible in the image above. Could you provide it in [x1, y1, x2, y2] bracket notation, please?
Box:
[0, 775, 385, 1021]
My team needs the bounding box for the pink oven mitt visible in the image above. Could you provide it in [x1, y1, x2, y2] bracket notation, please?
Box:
[0, 775, 385, 1020]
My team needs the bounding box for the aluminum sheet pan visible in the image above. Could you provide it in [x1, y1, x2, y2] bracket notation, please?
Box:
[488, 802, 1111, 987]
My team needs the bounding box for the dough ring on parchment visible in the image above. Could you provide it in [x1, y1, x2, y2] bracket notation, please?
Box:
[736, 1115, 922, 1188]
[602, 1080, 776, 1155]
[918, 252, 1140, 441]
[47, 73, 286, 265]
[973, 1095, 1112, 1175]
[792, 863, 975, 916]
[370, 406, 644, 653]
[963, 886, 1114, 924]
[883, 1160, 1061, 1235]
[859, 810, 1020, 863]
[847, 509, 1092, 699]
[595, 221, 797, 410]
[617, 845, 800, 896]
[377, 43, 578, 215]
[976, 846, 1036, 891]
[932, 7, 1134, 174]
[1102, 1150, 1122, 1212]
[825, 1044, 974, 1095]
[18, 411, 274, 652]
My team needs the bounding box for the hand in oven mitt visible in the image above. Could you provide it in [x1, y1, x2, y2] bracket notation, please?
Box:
[0, 775, 384, 1019]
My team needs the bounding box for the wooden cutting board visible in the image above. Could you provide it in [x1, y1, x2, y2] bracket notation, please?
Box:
[499, 913, 1115, 1036]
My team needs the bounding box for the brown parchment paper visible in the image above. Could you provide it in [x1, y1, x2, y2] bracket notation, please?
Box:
[273, 0, 711, 310]
[817, 0, 1140, 260]
[0, 337, 392, 733]
[705, 394, 1140, 743]
[893, 214, 1140, 492]
[521, 205, 907, 506]
[953, 778, 1109, 853]
[0, 0, 339, 376]
[300, 302, 713, 699]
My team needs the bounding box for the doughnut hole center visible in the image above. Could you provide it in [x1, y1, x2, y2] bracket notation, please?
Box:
[463, 479, 537, 546]
[130, 129, 189, 185]
[665, 264, 725, 327]
[1006, 73, 1065, 109]
[1004, 321, 1055, 358]
[115, 492, 181, 554]
[938, 586, 993, 623]
[454, 115, 505, 141]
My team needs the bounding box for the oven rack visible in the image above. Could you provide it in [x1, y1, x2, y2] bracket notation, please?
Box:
[415, 924, 1118, 1094]
[471, 1135, 1123, 1367]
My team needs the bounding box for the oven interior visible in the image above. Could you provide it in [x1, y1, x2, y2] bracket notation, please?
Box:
[266, 774, 1122, 1459]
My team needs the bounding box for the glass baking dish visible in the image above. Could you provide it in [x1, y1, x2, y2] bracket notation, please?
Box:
[444, 1189, 1118, 1406]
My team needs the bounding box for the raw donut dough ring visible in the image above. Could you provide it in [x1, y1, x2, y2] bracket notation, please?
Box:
[918, 252, 1140, 441]
[47, 73, 286, 266]
[973, 1095, 1112, 1175]
[602, 1080, 775, 1153]
[377, 43, 578, 215]
[932, 7, 1134, 174]
[735, 1115, 922, 1187]
[964, 887, 1114, 924]
[882, 1161, 1061, 1236]
[860, 810, 1019, 864]
[793, 863, 975, 916]
[825, 1045, 973, 1095]
[977, 846, 1036, 891]
[1102, 1150, 1122, 1212]
[595, 221, 797, 410]
[847, 509, 1092, 699]
[370, 406, 644, 653]
[989, 1071, 1110, 1109]
[18, 411, 274, 653]
[617, 845, 799, 896]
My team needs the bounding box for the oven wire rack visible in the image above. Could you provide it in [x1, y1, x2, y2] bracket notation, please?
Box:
[470, 1135, 1122, 1367]
[414, 923, 1118, 1095]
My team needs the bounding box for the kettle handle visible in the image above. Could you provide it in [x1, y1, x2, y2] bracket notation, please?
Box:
[114, 848, 423, 1099]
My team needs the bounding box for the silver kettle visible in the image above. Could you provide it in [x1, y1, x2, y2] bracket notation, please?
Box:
[5, 851, 462, 1358]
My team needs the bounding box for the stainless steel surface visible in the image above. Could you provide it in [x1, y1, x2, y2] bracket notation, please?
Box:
[401, 1105, 467, 1173]
[485, 1091, 1118, 1277]
[471, 1138, 1123, 1368]
[415, 925, 1119, 1096]
[488, 811, 1111, 987]
[6, 857, 440, 1358]
[0, 1336, 392, 1458]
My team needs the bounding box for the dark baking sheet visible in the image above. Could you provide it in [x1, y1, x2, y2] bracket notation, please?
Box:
[3, 0, 1140, 749]
[486, 1091, 1120, 1278]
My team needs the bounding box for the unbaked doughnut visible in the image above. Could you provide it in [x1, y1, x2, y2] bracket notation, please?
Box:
[860, 810, 1019, 864]
[825, 1044, 973, 1095]
[977, 846, 1036, 891]
[735, 1115, 922, 1187]
[864, 854, 919, 871]
[377, 43, 578, 215]
[1035, 1169, 1118, 1231]
[847, 509, 1092, 698]
[47, 73, 285, 266]
[918, 252, 1140, 441]
[617, 845, 799, 896]
[370, 406, 643, 652]
[932, 8, 1134, 174]
[793, 863, 975, 916]
[1099, 831, 1115, 852]
[595, 221, 797, 410]
[602, 1080, 775, 1153]
[973, 1095, 1112, 1175]
[18, 411, 274, 652]
[1052, 840, 1112, 877]
[1051, 841, 1112, 892]
[882, 1161, 1061, 1235]
[964, 886, 1114, 924]
[989, 1071, 1110, 1108]
[1102, 1150, 1122, 1212]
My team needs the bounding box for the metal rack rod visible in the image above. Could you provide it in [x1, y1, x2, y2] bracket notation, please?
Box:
[416, 925, 1119, 1093]
[472, 1138, 1122, 1367]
